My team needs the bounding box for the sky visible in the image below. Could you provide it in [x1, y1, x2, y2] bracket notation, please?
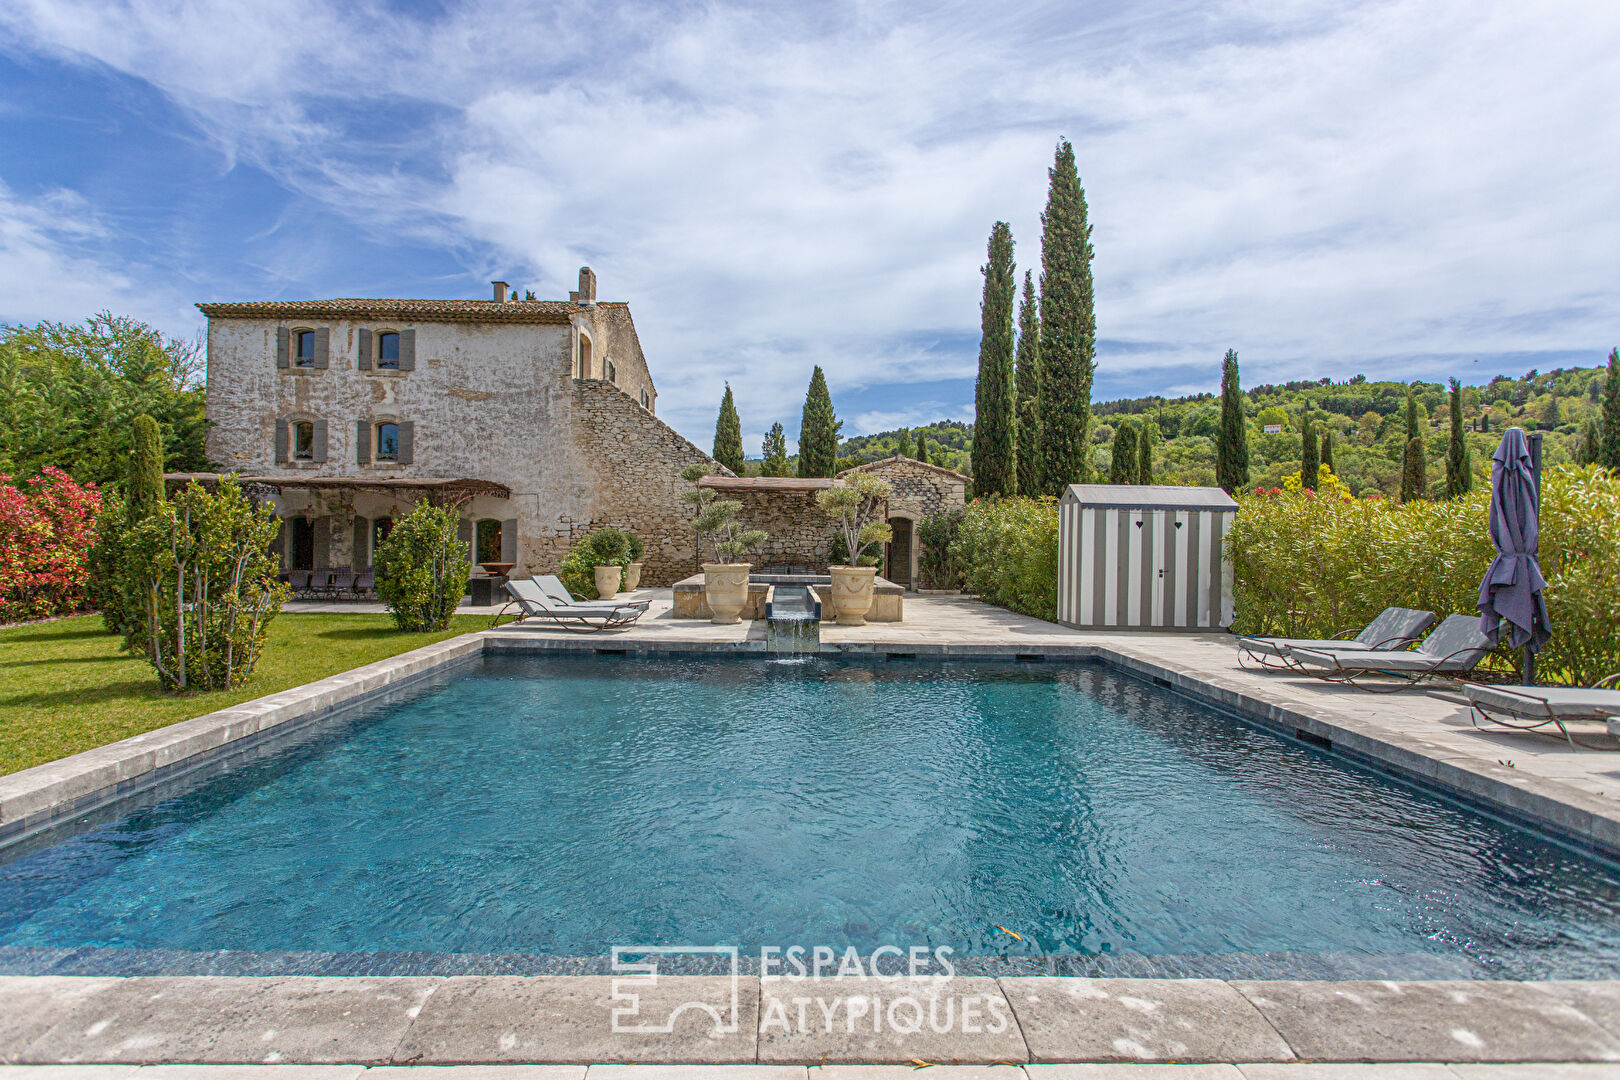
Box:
[1, 1, 1618, 454]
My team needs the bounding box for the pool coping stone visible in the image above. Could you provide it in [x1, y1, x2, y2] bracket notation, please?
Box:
[2, 977, 1619, 1066]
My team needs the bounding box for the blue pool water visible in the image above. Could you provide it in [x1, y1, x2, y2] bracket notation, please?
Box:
[2, 654, 1618, 979]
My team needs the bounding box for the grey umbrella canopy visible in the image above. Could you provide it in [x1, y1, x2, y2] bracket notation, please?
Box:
[1478, 427, 1550, 654]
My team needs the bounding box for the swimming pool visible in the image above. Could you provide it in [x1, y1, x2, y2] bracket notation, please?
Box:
[3, 653, 1618, 979]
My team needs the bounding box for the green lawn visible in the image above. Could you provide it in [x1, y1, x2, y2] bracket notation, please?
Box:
[0, 613, 492, 776]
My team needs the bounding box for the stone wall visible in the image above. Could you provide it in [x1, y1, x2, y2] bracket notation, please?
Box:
[844, 456, 969, 520]
[723, 489, 837, 571]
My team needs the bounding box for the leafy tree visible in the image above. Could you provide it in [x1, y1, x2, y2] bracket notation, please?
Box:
[895, 427, 915, 459]
[1603, 348, 1620, 470]
[125, 476, 288, 687]
[1446, 377, 1473, 498]
[0, 313, 207, 489]
[760, 422, 791, 477]
[1036, 139, 1097, 492]
[1136, 423, 1154, 484]
[1015, 270, 1042, 495]
[1300, 412, 1319, 491]
[1108, 421, 1138, 484]
[916, 435, 931, 465]
[375, 500, 471, 632]
[816, 471, 893, 567]
[797, 366, 841, 477]
[972, 221, 1018, 495]
[712, 383, 744, 474]
[95, 413, 167, 637]
[1217, 349, 1250, 493]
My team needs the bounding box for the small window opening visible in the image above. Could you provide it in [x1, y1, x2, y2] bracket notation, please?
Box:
[372, 517, 394, 552]
[376, 422, 399, 461]
[640, 388, 650, 409]
[607, 360, 618, 385]
[293, 421, 314, 460]
[295, 330, 316, 366]
[378, 332, 400, 369]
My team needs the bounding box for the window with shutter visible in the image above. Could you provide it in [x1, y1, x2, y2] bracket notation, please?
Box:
[378, 332, 400, 370]
[398, 329, 416, 372]
[376, 423, 399, 461]
[356, 420, 371, 464]
[501, 519, 517, 564]
[312, 419, 328, 463]
[276, 327, 290, 369]
[397, 421, 414, 464]
[293, 421, 315, 460]
[274, 418, 289, 463]
[357, 328, 372, 371]
[294, 330, 316, 367]
[313, 327, 330, 369]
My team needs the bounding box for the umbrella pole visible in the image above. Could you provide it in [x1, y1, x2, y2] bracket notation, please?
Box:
[1524, 431, 1544, 687]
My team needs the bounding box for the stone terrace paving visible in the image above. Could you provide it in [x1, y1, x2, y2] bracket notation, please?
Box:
[4, 593, 1620, 1071]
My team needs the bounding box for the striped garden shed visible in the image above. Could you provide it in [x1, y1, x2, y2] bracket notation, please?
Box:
[1057, 484, 1237, 631]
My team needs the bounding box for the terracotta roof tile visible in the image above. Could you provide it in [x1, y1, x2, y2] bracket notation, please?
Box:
[195, 298, 626, 324]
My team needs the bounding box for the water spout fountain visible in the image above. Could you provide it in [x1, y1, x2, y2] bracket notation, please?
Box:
[764, 585, 821, 655]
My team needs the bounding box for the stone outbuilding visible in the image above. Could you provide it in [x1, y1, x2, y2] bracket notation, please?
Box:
[837, 456, 969, 588]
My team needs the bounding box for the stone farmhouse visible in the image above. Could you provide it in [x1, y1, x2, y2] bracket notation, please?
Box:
[190, 269, 721, 586]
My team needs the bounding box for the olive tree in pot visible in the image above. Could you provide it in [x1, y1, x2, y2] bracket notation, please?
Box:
[681, 464, 767, 623]
[623, 531, 646, 590]
[815, 472, 892, 626]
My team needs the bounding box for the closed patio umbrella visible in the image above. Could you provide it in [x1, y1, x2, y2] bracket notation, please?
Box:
[1478, 428, 1550, 676]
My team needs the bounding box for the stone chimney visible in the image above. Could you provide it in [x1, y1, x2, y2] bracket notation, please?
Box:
[491, 281, 509, 303]
[577, 266, 596, 306]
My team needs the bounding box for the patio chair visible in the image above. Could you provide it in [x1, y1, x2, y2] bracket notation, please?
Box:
[328, 570, 357, 600]
[286, 570, 311, 598]
[1463, 677, 1620, 750]
[493, 579, 649, 633]
[354, 571, 376, 598]
[532, 574, 650, 611]
[1284, 614, 1495, 692]
[1237, 607, 1437, 670]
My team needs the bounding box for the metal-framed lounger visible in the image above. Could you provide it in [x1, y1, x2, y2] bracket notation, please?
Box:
[1237, 606, 1436, 670]
[532, 574, 650, 611]
[1463, 677, 1620, 750]
[493, 579, 647, 633]
[1285, 614, 1494, 692]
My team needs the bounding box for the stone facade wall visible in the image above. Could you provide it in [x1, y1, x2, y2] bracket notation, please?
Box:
[203, 301, 717, 587]
[846, 457, 969, 521]
[723, 489, 837, 571]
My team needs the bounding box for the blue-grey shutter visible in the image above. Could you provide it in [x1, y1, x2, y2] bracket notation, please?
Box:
[501, 519, 517, 563]
[314, 327, 330, 369]
[353, 515, 368, 569]
[312, 516, 331, 569]
[274, 418, 289, 463]
[312, 419, 328, 463]
[456, 518, 473, 564]
[276, 327, 290, 369]
[356, 420, 371, 464]
[397, 421, 414, 464]
[398, 329, 416, 372]
[357, 328, 372, 371]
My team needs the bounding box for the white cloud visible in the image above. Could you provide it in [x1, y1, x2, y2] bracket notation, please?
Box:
[4, 0, 1619, 443]
[0, 183, 195, 331]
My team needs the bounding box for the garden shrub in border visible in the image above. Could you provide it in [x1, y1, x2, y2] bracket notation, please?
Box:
[0, 466, 101, 624]
[375, 501, 471, 632]
[950, 496, 1059, 621]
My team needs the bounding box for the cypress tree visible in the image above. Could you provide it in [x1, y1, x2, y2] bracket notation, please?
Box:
[1108, 421, 1137, 484]
[972, 221, 1017, 495]
[1320, 429, 1335, 475]
[797, 366, 841, 478]
[1400, 386, 1426, 501]
[895, 427, 915, 459]
[1602, 348, 1620, 471]
[128, 414, 164, 517]
[1015, 270, 1042, 495]
[916, 435, 931, 465]
[761, 422, 790, 477]
[1136, 423, 1154, 485]
[1300, 411, 1319, 491]
[1216, 349, 1250, 494]
[1445, 377, 1473, 497]
[1036, 139, 1096, 492]
[1580, 419, 1601, 466]
[712, 383, 744, 474]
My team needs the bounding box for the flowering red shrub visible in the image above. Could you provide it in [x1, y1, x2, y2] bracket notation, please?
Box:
[0, 467, 102, 623]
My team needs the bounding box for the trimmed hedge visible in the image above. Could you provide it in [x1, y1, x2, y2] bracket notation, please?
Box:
[1227, 465, 1620, 687]
[951, 496, 1059, 621]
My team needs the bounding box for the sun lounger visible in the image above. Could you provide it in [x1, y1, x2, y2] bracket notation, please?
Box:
[1237, 607, 1436, 669]
[1285, 614, 1494, 691]
[494, 579, 648, 633]
[1463, 678, 1620, 750]
[532, 574, 650, 610]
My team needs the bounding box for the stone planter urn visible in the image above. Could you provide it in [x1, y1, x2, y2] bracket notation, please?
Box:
[829, 565, 877, 626]
[703, 562, 752, 624]
[623, 561, 643, 591]
[593, 564, 622, 598]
